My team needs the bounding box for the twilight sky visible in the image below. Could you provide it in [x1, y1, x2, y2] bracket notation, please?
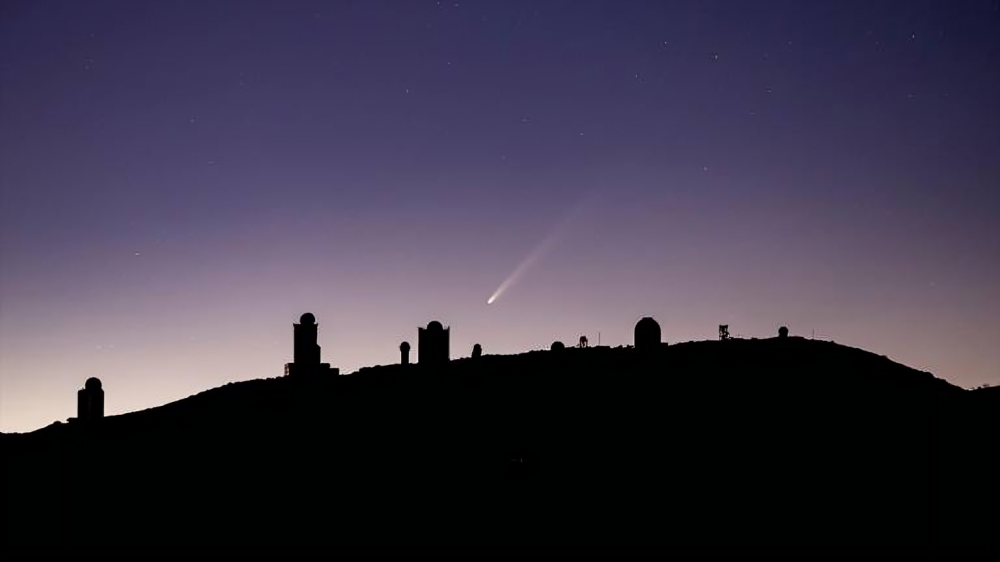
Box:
[1, 0, 998, 432]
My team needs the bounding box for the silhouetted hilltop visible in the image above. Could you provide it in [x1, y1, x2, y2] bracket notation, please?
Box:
[3, 338, 997, 552]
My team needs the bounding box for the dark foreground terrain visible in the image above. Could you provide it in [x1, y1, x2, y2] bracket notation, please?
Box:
[3, 337, 998, 552]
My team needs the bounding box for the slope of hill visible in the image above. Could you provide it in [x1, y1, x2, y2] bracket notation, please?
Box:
[3, 338, 997, 552]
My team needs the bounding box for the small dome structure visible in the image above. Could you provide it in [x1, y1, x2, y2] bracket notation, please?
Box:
[418, 321, 450, 365]
[78, 377, 105, 421]
[778, 326, 789, 338]
[634, 317, 661, 349]
[300, 312, 316, 325]
[399, 341, 411, 365]
[550, 341, 565, 351]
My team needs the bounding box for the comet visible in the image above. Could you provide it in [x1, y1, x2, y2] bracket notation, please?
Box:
[486, 231, 558, 304]
[486, 191, 600, 306]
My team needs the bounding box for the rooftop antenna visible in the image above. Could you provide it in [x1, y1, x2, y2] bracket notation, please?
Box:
[598, 331, 601, 346]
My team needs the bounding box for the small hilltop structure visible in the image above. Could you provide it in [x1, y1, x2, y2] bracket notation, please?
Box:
[634, 317, 663, 350]
[76, 377, 104, 422]
[284, 312, 339, 376]
[418, 320, 450, 366]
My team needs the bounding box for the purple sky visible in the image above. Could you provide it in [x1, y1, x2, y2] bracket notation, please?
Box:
[2, 0, 998, 432]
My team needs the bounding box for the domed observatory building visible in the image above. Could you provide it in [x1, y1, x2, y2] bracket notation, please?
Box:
[77, 377, 104, 422]
[284, 312, 339, 376]
[400, 341, 411, 365]
[418, 321, 450, 366]
[634, 317, 663, 350]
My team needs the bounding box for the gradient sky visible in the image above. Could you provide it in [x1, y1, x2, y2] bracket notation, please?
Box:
[2, 0, 998, 432]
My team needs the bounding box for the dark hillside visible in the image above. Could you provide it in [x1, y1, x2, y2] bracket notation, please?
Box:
[3, 338, 997, 552]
